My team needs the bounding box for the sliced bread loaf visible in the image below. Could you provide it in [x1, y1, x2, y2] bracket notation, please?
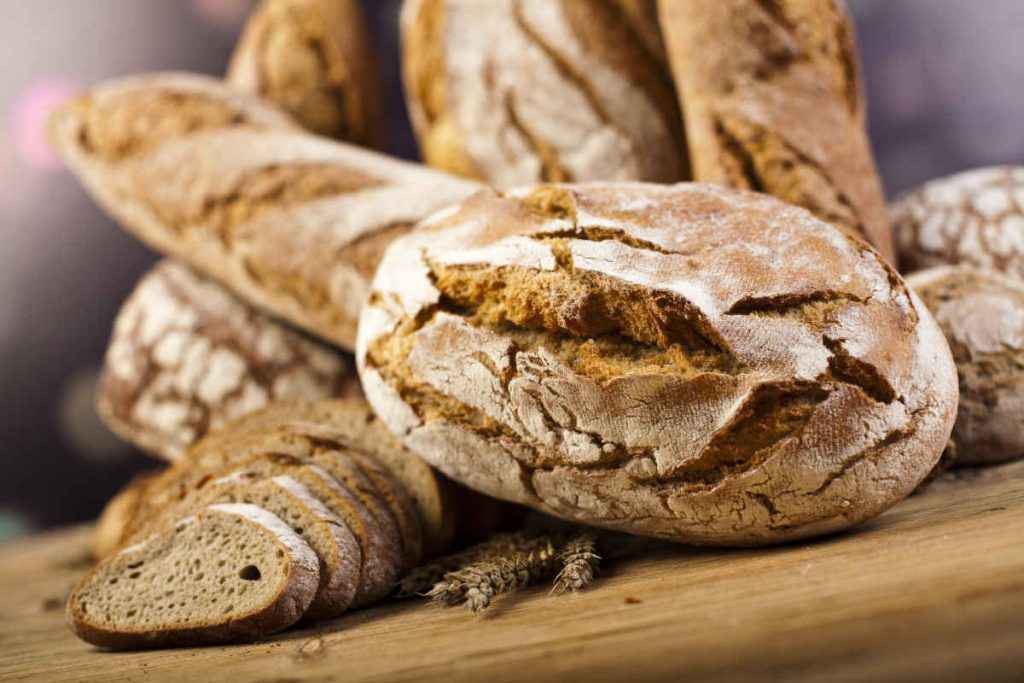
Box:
[68, 503, 319, 649]
[307, 450, 408, 571]
[187, 399, 455, 555]
[342, 450, 423, 570]
[125, 468, 361, 620]
[215, 453, 401, 606]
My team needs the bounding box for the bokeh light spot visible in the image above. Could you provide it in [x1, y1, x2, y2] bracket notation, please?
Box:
[9, 79, 79, 171]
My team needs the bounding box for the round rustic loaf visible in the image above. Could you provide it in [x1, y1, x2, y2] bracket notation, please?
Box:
[893, 166, 1024, 281]
[906, 266, 1024, 467]
[357, 182, 958, 545]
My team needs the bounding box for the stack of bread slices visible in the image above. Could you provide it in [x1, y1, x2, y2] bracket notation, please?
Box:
[69, 400, 455, 648]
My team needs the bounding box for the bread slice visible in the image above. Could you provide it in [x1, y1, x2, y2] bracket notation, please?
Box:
[68, 503, 319, 649]
[343, 450, 423, 570]
[189, 399, 455, 555]
[126, 468, 361, 620]
[307, 450, 408, 571]
[212, 453, 400, 606]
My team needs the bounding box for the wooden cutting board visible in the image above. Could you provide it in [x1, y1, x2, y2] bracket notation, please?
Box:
[2, 461, 1023, 683]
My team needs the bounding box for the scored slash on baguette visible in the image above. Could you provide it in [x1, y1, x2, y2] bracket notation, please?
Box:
[68, 503, 319, 649]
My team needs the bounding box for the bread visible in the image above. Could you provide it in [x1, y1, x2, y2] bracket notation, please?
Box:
[178, 399, 456, 556]
[49, 73, 481, 350]
[68, 503, 319, 649]
[893, 166, 1024, 281]
[129, 450, 401, 608]
[657, 0, 895, 264]
[356, 182, 958, 546]
[112, 399, 454, 595]
[229, 0, 379, 144]
[92, 472, 155, 559]
[342, 450, 424, 572]
[906, 266, 1024, 467]
[304, 450, 409, 572]
[124, 467, 361, 620]
[400, 0, 687, 187]
[98, 260, 359, 462]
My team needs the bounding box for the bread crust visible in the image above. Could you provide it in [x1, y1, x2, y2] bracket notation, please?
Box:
[893, 166, 1024, 281]
[97, 260, 358, 462]
[907, 266, 1024, 466]
[50, 73, 481, 350]
[657, 0, 894, 263]
[229, 0, 380, 144]
[400, 0, 687, 187]
[357, 182, 957, 545]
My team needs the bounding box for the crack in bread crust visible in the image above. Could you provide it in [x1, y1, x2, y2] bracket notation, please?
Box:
[140, 163, 385, 247]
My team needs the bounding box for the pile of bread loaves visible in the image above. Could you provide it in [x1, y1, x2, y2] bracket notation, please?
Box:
[53, 0, 1023, 649]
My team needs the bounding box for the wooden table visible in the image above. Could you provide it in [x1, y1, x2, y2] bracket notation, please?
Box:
[2, 462, 1023, 682]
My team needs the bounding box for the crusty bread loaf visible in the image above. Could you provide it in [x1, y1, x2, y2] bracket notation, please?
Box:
[229, 0, 379, 144]
[893, 166, 1024, 281]
[657, 0, 895, 264]
[400, 0, 687, 187]
[98, 260, 359, 462]
[92, 472, 156, 559]
[68, 503, 319, 649]
[50, 73, 481, 350]
[906, 266, 1024, 467]
[357, 182, 958, 545]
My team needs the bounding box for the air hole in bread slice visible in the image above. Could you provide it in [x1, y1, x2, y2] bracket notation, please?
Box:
[239, 565, 261, 581]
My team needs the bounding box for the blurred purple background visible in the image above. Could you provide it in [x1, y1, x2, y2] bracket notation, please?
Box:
[1, 0, 1022, 539]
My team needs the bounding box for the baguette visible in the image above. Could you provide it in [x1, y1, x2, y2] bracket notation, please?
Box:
[657, 0, 895, 263]
[229, 0, 379, 144]
[50, 73, 481, 350]
[98, 260, 359, 462]
[400, 0, 687, 187]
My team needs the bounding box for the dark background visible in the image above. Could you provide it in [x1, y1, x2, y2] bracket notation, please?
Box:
[1, 0, 1022, 541]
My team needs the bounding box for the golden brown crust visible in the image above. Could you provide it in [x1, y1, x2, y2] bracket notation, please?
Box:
[97, 261, 358, 463]
[893, 167, 1024, 281]
[657, 0, 894, 263]
[49, 74, 480, 351]
[400, 0, 687, 187]
[228, 0, 379, 144]
[357, 182, 958, 546]
[907, 266, 1024, 467]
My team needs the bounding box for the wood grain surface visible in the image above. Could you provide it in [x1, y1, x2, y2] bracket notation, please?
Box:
[2, 462, 1023, 682]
